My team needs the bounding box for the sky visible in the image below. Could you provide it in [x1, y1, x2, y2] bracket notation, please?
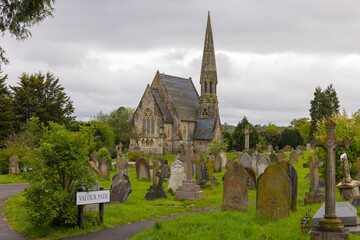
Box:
[2, 0, 360, 126]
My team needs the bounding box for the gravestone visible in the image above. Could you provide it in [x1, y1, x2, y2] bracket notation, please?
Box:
[249, 151, 257, 173]
[303, 155, 325, 205]
[117, 154, 129, 181]
[175, 148, 204, 200]
[295, 145, 304, 160]
[310, 120, 351, 238]
[278, 160, 298, 211]
[283, 145, 292, 152]
[135, 158, 151, 180]
[240, 153, 252, 169]
[205, 156, 219, 185]
[8, 155, 20, 175]
[306, 143, 312, 151]
[222, 161, 249, 211]
[289, 150, 299, 165]
[168, 160, 186, 192]
[269, 153, 278, 164]
[99, 157, 110, 180]
[110, 174, 132, 204]
[244, 167, 256, 190]
[267, 144, 273, 153]
[256, 155, 270, 177]
[214, 154, 222, 173]
[218, 151, 227, 169]
[278, 150, 286, 161]
[256, 164, 291, 220]
[145, 158, 168, 200]
[337, 153, 360, 201]
[174, 153, 181, 162]
[91, 150, 100, 168]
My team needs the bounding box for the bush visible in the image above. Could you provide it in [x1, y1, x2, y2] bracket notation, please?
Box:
[208, 140, 228, 155]
[129, 150, 141, 162]
[279, 128, 303, 149]
[23, 123, 96, 226]
[98, 147, 112, 169]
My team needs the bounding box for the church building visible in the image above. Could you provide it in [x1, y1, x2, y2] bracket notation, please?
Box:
[129, 13, 222, 154]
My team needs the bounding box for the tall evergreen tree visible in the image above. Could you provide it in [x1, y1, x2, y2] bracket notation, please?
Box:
[11, 72, 74, 126]
[309, 84, 339, 135]
[232, 116, 260, 151]
[0, 72, 15, 145]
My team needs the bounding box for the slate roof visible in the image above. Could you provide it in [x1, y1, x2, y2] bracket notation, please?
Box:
[161, 74, 199, 121]
[151, 88, 173, 122]
[193, 118, 216, 140]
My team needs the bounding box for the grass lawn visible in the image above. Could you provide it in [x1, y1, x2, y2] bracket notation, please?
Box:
[3, 151, 360, 239]
[0, 174, 28, 184]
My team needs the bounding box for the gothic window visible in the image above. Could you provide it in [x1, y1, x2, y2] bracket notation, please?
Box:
[142, 110, 155, 136]
[210, 81, 213, 93]
[203, 108, 208, 117]
[204, 81, 207, 93]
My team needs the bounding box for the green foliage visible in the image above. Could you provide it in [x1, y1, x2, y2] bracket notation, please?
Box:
[260, 123, 281, 148]
[0, 0, 55, 64]
[315, 110, 360, 183]
[309, 84, 340, 135]
[91, 121, 115, 151]
[208, 140, 228, 155]
[232, 117, 260, 151]
[0, 71, 15, 145]
[279, 128, 303, 149]
[92, 107, 134, 148]
[290, 117, 309, 128]
[23, 123, 96, 226]
[129, 150, 141, 162]
[98, 147, 112, 169]
[11, 72, 74, 127]
[222, 131, 233, 151]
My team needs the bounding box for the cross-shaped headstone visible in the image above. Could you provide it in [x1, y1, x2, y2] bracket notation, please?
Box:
[310, 120, 351, 231]
[180, 147, 198, 181]
[205, 156, 215, 181]
[243, 125, 253, 151]
[116, 143, 123, 155]
[303, 155, 323, 193]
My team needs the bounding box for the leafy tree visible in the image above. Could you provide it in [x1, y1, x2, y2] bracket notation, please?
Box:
[98, 146, 112, 170]
[23, 123, 96, 226]
[92, 107, 134, 148]
[290, 117, 309, 128]
[91, 121, 115, 150]
[279, 128, 303, 149]
[309, 84, 340, 135]
[208, 140, 228, 155]
[11, 72, 74, 127]
[0, 0, 55, 64]
[222, 131, 233, 151]
[0, 71, 15, 145]
[260, 123, 281, 147]
[232, 117, 260, 151]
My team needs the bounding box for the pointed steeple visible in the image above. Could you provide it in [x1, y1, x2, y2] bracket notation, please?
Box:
[199, 12, 219, 118]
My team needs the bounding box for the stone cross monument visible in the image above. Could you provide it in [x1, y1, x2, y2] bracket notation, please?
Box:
[243, 125, 252, 151]
[310, 120, 351, 238]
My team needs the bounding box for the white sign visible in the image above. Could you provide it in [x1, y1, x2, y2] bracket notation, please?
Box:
[76, 190, 110, 205]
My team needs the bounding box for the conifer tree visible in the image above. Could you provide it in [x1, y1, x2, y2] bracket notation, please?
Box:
[0, 72, 15, 145]
[232, 116, 260, 151]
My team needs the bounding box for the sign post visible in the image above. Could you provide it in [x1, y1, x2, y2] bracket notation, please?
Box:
[76, 188, 110, 228]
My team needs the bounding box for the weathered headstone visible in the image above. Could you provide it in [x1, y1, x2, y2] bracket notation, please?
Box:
[91, 150, 100, 168]
[117, 154, 129, 181]
[256, 155, 271, 177]
[168, 160, 186, 192]
[205, 156, 219, 185]
[214, 154, 222, 173]
[218, 151, 227, 169]
[8, 155, 20, 175]
[175, 148, 204, 200]
[337, 153, 360, 201]
[278, 150, 286, 161]
[135, 158, 151, 180]
[256, 164, 291, 220]
[249, 151, 257, 173]
[244, 167, 256, 190]
[110, 174, 132, 204]
[240, 153, 252, 169]
[267, 144, 273, 153]
[303, 155, 325, 205]
[269, 153, 278, 164]
[278, 160, 298, 211]
[99, 157, 110, 180]
[295, 145, 304, 159]
[222, 161, 248, 211]
[306, 143, 312, 151]
[283, 145, 292, 152]
[289, 150, 299, 165]
[310, 120, 351, 238]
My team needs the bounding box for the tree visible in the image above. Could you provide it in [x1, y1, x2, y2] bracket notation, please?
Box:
[23, 123, 96, 226]
[290, 117, 309, 128]
[0, 71, 15, 145]
[279, 128, 303, 149]
[309, 84, 340, 135]
[208, 139, 228, 155]
[232, 117, 260, 151]
[0, 0, 55, 64]
[11, 72, 74, 127]
[222, 131, 233, 151]
[260, 123, 281, 147]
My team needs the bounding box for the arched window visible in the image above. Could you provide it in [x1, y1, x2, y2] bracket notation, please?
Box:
[209, 81, 213, 93]
[203, 108, 208, 117]
[142, 110, 155, 136]
[204, 81, 207, 93]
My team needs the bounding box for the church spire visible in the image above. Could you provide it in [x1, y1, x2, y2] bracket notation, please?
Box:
[199, 12, 219, 118]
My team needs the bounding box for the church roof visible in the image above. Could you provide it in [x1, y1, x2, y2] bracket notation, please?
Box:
[193, 118, 216, 140]
[151, 88, 173, 122]
[160, 73, 199, 121]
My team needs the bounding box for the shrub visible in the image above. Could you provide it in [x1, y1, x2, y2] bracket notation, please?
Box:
[129, 150, 141, 162]
[98, 147, 112, 169]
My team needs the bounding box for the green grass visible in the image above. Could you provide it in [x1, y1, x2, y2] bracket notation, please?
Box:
[3, 151, 360, 239]
[0, 174, 28, 184]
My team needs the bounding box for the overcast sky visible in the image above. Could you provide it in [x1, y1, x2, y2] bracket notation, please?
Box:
[2, 0, 360, 126]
